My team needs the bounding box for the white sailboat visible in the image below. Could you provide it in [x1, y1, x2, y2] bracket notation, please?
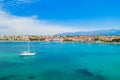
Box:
[20, 41, 36, 56]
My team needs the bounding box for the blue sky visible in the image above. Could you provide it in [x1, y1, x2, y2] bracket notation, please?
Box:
[0, 0, 120, 35]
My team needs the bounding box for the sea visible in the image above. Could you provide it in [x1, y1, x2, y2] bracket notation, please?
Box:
[0, 42, 120, 80]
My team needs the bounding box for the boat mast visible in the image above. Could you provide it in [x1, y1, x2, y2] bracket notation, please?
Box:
[28, 40, 30, 52]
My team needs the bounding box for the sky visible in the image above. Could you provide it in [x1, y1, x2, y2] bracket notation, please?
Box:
[0, 0, 120, 35]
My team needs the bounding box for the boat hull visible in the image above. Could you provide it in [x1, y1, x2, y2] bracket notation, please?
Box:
[20, 52, 36, 56]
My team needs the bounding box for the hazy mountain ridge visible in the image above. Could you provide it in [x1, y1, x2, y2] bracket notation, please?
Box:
[57, 29, 120, 36]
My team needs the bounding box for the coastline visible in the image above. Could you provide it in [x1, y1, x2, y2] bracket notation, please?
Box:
[0, 35, 120, 43]
[0, 40, 120, 45]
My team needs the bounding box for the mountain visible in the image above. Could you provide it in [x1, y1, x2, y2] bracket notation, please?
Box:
[57, 29, 120, 36]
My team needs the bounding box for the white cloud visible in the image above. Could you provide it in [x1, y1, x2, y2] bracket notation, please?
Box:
[0, 10, 79, 35]
[0, 0, 40, 7]
[11, 0, 37, 4]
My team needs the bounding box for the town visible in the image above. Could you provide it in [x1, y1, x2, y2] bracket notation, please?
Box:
[0, 35, 120, 43]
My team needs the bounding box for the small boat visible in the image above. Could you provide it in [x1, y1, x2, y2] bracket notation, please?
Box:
[20, 41, 36, 56]
[20, 51, 36, 56]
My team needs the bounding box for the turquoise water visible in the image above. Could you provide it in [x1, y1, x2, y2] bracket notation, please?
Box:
[0, 42, 120, 80]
